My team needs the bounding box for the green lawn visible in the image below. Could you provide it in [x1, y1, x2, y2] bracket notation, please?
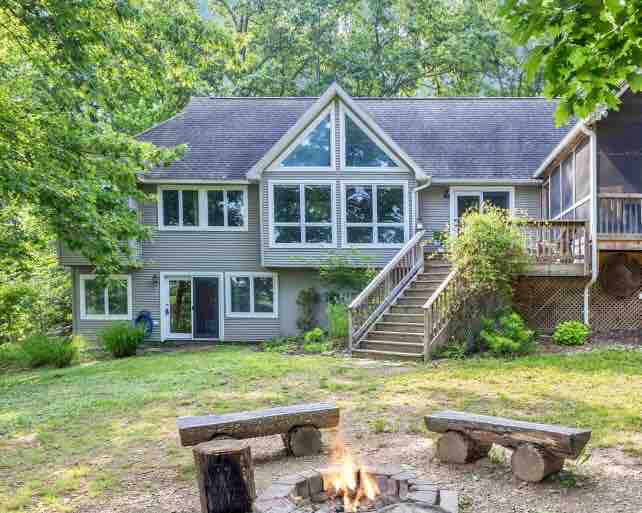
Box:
[1, 345, 641, 512]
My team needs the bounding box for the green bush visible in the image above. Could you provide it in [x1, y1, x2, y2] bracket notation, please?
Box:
[261, 336, 298, 353]
[296, 288, 320, 332]
[20, 334, 79, 368]
[480, 312, 535, 356]
[99, 322, 144, 358]
[327, 303, 349, 340]
[553, 321, 591, 346]
[303, 327, 325, 343]
[0, 343, 24, 369]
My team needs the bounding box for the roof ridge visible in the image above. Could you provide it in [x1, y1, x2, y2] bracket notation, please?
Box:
[189, 95, 553, 101]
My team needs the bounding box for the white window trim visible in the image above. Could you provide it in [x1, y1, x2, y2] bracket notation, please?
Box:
[159, 272, 225, 342]
[551, 152, 591, 220]
[226, 272, 279, 319]
[340, 104, 406, 172]
[341, 180, 410, 248]
[271, 104, 336, 171]
[449, 186, 516, 233]
[157, 185, 248, 231]
[268, 179, 338, 248]
[79, 274, 132, 321]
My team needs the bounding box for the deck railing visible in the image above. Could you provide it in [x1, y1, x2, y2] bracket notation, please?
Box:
[517, 219, 591, 273]
[422, 269, 464, 361]
[598, 193, 642, 235]
[348, 230, 425, 350]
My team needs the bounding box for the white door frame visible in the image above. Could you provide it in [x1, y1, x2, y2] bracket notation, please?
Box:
[449, 186, 515, 233]
[160, 272, 225, 342]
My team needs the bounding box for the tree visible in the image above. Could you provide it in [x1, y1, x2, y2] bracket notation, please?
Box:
[501, 0, 642, 125]
[0, 0, 229, 274]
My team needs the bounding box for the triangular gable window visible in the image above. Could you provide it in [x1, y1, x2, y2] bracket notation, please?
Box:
[345, 114, 397, 168]
[281, 115, 332, 167]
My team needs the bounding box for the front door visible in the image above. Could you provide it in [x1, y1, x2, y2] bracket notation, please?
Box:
[193, 277, 219, 339]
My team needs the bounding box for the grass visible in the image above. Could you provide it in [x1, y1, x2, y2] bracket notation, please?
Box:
[1, 345, 641, 511]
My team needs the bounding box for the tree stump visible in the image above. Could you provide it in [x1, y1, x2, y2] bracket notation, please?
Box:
[192, 439, 256, 513]
[282, 426, 322, 456]
[511, 444, 564, 482]
[436, 431, 491, 464]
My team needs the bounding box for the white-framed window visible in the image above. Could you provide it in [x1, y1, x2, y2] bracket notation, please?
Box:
[449, 186, 515, 231]
[341, 181, 409, 247]
[340, 105, 403, 171]
[79, 274, 132, 320]
[273, 104, 335, 171]
[158, 185, 248, 231]
[226, 272, 278, 318]
[268, 180, 337, 247]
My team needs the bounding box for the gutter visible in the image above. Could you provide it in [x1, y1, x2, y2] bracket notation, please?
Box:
[580, 124, 599, 324]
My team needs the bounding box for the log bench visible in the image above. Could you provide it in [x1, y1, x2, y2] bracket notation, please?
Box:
[177, 402, 340, 457]
[425, 410, 591, 482]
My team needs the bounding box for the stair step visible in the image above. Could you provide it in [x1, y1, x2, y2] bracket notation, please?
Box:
[389, 305, 423, 315]
[360, 340, 424, 354]
[404, 289, 434, 299]
[395, 298, 426, 307]
[375, 322, 424, 333]
[410, 284, 439, 292]
[352, 348, 423, 361]
[368, 330, 424, 343]
[382, 313, 424, 324]
[416, 275, 449, 282]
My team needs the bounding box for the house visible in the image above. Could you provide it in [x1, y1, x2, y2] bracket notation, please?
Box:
[58, 83, 642, 359]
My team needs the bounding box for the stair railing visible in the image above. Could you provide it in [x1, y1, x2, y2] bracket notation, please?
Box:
[422, 268, 464, 361]
[348, 230, 425, 351]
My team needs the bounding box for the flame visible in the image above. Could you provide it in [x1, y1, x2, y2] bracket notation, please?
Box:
[326, 440, 380, 512]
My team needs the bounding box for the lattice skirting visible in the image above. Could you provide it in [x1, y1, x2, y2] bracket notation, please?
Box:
[514, 277, 588, 331]
[515, 273, 642, 332]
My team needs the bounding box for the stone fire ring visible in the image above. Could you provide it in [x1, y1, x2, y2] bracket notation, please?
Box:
[253, 465, 458, 513]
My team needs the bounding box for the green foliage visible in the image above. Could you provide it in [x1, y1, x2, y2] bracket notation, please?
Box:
[327, 303, 349, 340]
[302, 340, 333, 354]
[553, 321, 591, 347]
[99, 322, 144, 358]
[303, 328, 325, 344]
[319, 251, 376, 303]
[261, 336, 299, 353]
[480, 312, 535, 357]
[501, 0, 641, 125]
[20, 335, 79, 369]
[433, 338, 467, 360]
[447, 206, 528, 302]
[296, 288, 320, 332]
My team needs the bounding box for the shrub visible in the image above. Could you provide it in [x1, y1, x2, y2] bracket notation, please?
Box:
[296, 288, 320, 332]
[553, 321, 591, 346]
[433, 338, 467, 359]
[303, 327, 325, 343]
[261, 336, 298, 353]
[447, 206, 528, 301]
[327, 303, 349, 340]
[99, 322, 144, 358]
[0, 343, 24, 369]
[20, 334, 79, 368]
[319, 251, 376, 303]
[480, 311, 535, 356]
[302, 340, 333, 353]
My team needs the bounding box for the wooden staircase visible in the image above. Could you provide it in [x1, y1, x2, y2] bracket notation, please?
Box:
[352, 254, 451, 361]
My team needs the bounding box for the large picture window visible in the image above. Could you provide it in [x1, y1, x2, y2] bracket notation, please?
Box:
[343, 182, 407, 246]
[79, 274, 132, 320]
[270, 181, 335, 246]
[159, 186, 247, 230]
[226, 273, 278, 318]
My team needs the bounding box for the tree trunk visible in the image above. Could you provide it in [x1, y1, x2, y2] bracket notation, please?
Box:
[192, 439, 256, 513]
[282, 426, 322, 456]
[436, 431, 490, 464]
[511, 444, 564, 482]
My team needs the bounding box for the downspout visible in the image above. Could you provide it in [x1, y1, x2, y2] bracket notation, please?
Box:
[580, 124, 599, 324]
[414, 177, 432, 234]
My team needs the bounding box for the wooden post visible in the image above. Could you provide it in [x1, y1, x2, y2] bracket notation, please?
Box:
[192, 439, 256, 513]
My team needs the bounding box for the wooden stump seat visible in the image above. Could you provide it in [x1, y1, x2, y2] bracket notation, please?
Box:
[425, 410, 591, 482]
[177, 402, 340, 457]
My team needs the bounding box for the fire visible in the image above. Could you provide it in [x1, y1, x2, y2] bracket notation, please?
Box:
[325, 441, 380, 512]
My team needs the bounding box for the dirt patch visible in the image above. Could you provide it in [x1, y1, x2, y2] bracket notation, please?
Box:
[538, 334, 642, 354]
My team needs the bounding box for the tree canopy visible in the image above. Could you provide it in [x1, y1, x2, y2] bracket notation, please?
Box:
[501, 0, 642, 125]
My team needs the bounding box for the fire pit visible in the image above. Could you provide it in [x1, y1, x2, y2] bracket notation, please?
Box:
[253, 454, 458, 513]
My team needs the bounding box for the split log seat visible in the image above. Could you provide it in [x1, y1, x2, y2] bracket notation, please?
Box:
[177, 402, 340, 457]
[425, 410, 591, 482]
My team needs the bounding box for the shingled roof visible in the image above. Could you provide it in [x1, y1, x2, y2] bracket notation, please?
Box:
[137, 95, 570, 182]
